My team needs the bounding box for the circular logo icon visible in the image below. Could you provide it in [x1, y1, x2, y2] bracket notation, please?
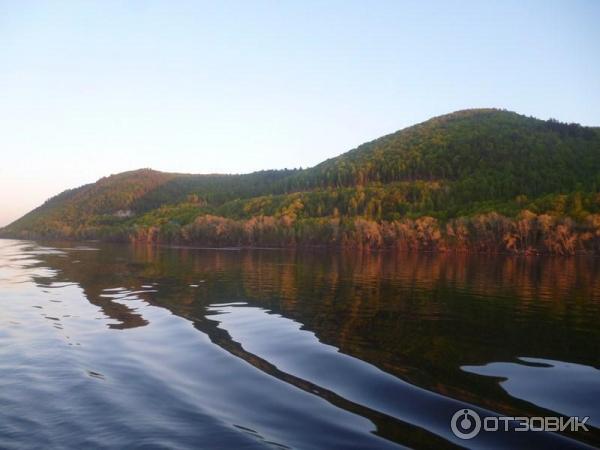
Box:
[451, 408, 482, 439]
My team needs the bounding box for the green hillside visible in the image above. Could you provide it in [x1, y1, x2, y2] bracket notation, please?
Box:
[3, 109, 600, 254]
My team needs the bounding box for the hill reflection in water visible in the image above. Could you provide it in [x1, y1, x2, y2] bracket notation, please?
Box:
[8, 241, 599, 448]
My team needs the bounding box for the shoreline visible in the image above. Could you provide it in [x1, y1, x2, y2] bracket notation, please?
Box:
[2, 236, 599, 257]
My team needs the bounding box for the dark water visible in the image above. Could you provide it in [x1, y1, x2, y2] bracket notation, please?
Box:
[0, 239, 599, 449]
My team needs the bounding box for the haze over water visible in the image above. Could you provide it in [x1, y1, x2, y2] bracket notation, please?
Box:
[0, 239, 598, 448]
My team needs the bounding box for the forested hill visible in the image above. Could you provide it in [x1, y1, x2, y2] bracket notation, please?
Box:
[3, 109, 600, 254]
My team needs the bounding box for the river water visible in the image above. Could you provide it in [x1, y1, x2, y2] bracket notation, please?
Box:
[0, 239, 598, 448]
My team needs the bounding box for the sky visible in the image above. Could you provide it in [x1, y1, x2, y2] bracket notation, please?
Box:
[1, 1, 599, 226]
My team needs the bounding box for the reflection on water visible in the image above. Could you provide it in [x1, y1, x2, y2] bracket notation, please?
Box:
[463, 358, 600, 427]
[0, 239, 598, 448]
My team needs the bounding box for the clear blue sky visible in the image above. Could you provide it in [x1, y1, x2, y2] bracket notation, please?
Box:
[1, 0, 599, 226]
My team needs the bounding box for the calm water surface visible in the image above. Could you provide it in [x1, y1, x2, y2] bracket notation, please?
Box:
[0, 239, 599, 449]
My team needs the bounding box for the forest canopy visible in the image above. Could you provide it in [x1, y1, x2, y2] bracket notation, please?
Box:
[3, 109, 600, 254]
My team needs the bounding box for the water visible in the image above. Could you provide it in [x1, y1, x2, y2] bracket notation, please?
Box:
[0, 239, 598, 449]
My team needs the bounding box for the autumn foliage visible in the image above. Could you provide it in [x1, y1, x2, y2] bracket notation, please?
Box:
[3, 109, 600, 254]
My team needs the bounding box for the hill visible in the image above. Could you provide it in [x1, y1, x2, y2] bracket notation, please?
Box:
[3, 109, 600, 254]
